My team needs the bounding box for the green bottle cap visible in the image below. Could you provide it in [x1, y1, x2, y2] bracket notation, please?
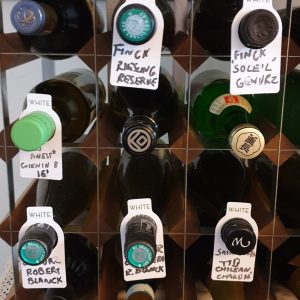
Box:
[19, 240, 47, 266]
[127, 243, 154, 268]
[117, 5, 155, 45]
[11, 111, 56, 151]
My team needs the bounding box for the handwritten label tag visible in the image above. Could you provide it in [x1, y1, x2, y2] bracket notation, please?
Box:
[211, 202, 258, 282]
[230, 0, 282, 94]
[19, 207, 66, 289]
[110, 0, 164, 90]
[120, 198, 166, 281]
[19, 93, 62, 180]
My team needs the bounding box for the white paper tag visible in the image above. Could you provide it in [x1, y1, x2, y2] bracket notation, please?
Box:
[211, 202, 258, 282]
[110, 0, 164, 90]
[19, 93, 62, 180]
[230, 0, 282, 94]
[19, 207, 66, 289]
[120, 198, 166, 281]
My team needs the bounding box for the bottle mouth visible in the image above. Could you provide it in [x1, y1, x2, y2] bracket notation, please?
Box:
[11, 0, 46, 36]
[229, 124, 265, 159]
[122, 115, 158, 156]
[221, 218, 256, 255]
[19, 239, 48, 266]
[126, 242, 155, 268]
[238, 9, 279, 49]
[126, 283, 155, 300]
[116, 4, 156, 45]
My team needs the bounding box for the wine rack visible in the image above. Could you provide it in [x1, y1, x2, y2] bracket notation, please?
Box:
[1, 0, 300, 299]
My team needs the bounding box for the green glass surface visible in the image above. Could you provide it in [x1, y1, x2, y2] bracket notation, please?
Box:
[191, 79, 256, 145]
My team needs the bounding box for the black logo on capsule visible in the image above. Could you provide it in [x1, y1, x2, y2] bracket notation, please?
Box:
[221, 218, 256, 255]
[126, 128, 152, 153]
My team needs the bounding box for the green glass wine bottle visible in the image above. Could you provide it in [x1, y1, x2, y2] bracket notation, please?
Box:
[190, 70, 265, 159]
[253, 69, 300, 146]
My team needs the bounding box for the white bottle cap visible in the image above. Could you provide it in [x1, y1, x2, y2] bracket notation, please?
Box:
[126, 283, 155, 300]
[229, 124, 265, 159]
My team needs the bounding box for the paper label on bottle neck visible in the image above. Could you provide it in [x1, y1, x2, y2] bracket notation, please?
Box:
[230, 0, 282, 94]
[209, 94, 252, 115]
[110, 0, 164, 90]
[211, 202, 258, 282]
[120, 198, 166, 281]
[19, 207, 67, 289]
[19, 93, 62, 180]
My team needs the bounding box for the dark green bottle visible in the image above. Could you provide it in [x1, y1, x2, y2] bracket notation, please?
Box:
[43, 233, 98, 300]
[11, 69, 105, 151]
[188, 150, 249, 226]
[116, 149, 171, 217]
[109, 72, 179, 156]
[190, 72, 265, 159]
[253, 69, 300, 146]
[18, 152, 97, 266]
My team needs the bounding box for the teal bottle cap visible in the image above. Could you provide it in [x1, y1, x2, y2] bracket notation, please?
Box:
[19, 240, 47, 266]
[11, 111, 56, 151]
[117, 4, 155, 45]
[126, 243, 154, 268]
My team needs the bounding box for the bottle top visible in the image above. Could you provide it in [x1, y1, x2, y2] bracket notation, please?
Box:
[238, 9, 279, 49]
[229, 123, 265, 159]
[117, 4, 155, 45]
[11, 0, 47, 36]
[125, 215, 157, 268]
[221, 218, 256, 255]
[18, 223, 57, 266]
[11, 111, 56, 151]
[122, 115, 158, 156]
[126, 283, 155, 300]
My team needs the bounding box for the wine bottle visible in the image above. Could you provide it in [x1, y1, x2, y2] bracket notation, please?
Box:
[194, 0, 279, 57]
[188, 149, 249, 226]
[193, 0, 243, 57]
[11, 69, 105, 151]
[124, 214, 157, 269]
[254, 153, 300, 228]
[18, 151, 97, 265]
[113, 235, 159, 300]
[253, 69, 300, 146]
[10, 0, 101, 58]
[116, 149, 171, 217]
[190, 70, 265, 159]
[109, 72, 179, 156]
[268, 238, 300, 297]
[280, 7, 300, 48]
[43, 233, 98, 300]
[125, 281, 158, 300]
[113, 0, 175, 48]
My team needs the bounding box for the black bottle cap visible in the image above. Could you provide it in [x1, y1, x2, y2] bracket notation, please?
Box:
[238, 9, 279, 49]
[124, 215, 157, 268]
[221, 218, 256, 255]
[18, 223, 58, 266]
[122, 115, 158, 156]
